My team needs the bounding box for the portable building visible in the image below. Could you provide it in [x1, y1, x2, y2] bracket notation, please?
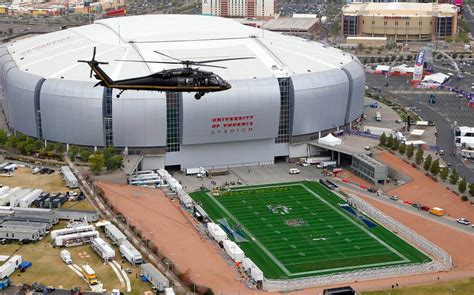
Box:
[50, 225, 94, 239]
[104, 224, 127, 245]
[9, 189, 32, 207]
[18, 189, 43, 208]
[53, 231, 99, 247]
[119, 240, 143, 265]
[0, 255, 22, 279]
[223, 240, 244, 262]
[61, 166, 79, 189]
[0, 187, 10, 196]
[207, 222, 227, 242]
[91, 237, 115, 261]
[0, 227, 40, 241]
[0, 188, 21, 206]
[1, 221, 49, 236]
[250, 266, 264, 281]
[55, 209, 100, 222]
[242, 257, 255, 271]
[140, 263, 169, 291]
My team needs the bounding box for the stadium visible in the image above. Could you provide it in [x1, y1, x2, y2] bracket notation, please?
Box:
[0, 14, 365, 169]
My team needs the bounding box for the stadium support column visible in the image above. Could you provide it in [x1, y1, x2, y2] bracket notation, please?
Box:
[276, 77, 291, 144]
[342, 68, 354, 127]
[34, 78, 45, 139]
[103, 87, 113, 147]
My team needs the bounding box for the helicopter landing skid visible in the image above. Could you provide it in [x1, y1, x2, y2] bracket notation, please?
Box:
[116, 89, 125, 98]
[194, 92, 205, 100]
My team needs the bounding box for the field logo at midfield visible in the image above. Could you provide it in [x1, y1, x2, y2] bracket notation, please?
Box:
[267, 204, 291, 215]
[285, 218, 307, 227]
[220, 186, 295, 197]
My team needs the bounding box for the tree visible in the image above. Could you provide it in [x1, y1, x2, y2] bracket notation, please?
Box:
[69, 145, 79, 160]
[103, 146, 114, 162]
[0, 130, 7, 145]
[54, 143, 64, 153]
[449, 169, 459, 185]
[440, 167, 449, 181]
[380, 132, 387, 147]
[458, 178, 467, 194]
[106, 155, 123, 171]
[415, 147, 424, 165]
[430, 159, 440, 176]
[5, 135, 17, 149]
[423, 155, 432, 171]
[399, 143, 406, 155]
[391, 138, 399, 151]
[406, 144, 414, 159]
[89, 152, 105, 175]
[469, 183, 474, 197]
[80, 148, 92, 161]
[386, 134, 394, 148]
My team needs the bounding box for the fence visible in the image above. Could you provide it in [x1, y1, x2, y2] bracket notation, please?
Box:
[262, 193, 452, 292]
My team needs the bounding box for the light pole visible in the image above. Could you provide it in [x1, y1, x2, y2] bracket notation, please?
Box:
[193, 274, 200, 293]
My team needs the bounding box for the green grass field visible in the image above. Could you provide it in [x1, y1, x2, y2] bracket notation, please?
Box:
[190, 181, 430, 279]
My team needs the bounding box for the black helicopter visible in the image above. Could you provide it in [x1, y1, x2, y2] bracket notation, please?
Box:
[78, 47, 254, 100]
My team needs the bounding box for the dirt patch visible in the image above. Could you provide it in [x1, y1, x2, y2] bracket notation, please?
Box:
[0, 167, 69, 193]
[375, 152, 474, 220]
[335, 170, 374, 189]
[97, 182, 263, 294]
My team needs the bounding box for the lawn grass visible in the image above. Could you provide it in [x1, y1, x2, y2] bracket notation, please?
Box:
[363, 277, 474, 295]
[190, 181, 430, 279]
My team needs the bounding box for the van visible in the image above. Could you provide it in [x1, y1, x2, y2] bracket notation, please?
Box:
[429, 207, 444, 216]
[289, 168, 301, 175]
[375, 112, 381, 121]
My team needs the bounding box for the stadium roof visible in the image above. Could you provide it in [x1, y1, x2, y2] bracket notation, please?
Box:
[7, 14, 357, 81]
[262, 17, 320, 32]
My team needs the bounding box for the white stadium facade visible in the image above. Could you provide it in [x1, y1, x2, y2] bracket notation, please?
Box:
[0, 15, 365, 169]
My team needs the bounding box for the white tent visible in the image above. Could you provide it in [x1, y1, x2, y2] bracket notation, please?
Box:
[422, 73, 449, 84]
[318, 133, 342, 146]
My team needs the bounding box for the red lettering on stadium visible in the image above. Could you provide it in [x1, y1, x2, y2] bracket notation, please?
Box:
[210, 114, 255, 134]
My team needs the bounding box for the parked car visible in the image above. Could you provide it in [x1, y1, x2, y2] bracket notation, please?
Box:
[456, 218, 470, 225]
[412, 203, 421, 209]
[367, 187, 377, 193]
[389, 195, 399, 201]
[403, 200, 413, 205]
[420, 206, 430, 211]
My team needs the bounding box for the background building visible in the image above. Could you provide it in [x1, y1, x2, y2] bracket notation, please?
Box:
[0, 15, 364, 170]
[342, 2, 458, 42]
[202, 0, 275, 19]
[262, 16, 321, 39]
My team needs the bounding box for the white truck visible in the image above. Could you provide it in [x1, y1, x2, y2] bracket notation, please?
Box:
[317, 161, 337, 168]
[60, 250, 72, 264]
[185, 167, 205, 175]
[363, 126, 406, 141]
[375, 111, 382, 121]
[0, 255, 22, 279]
[301, 156, 331, 165]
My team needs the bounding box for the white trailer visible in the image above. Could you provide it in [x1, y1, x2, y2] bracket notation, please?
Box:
[317, 160, 337, 168]
[184, 168, 201, 175]
[104, 224, 127, 245]
[18, 189, 43, 208]
[61, 166, 79, 189]
[301, 157, 331, 165]
[207, 222, 227, 242]
[54, 231, 99, 247]
[50, 225, 95, 239]
[140, 263, 169, 291]
[119, 240, 143, 265]
[461, 149, 474, 159]
[0, 255, 22, 279]
[91, 237, 115, 261]
[455, 136, 474, 148]
[9, 188, 33, 207]
[0, 188, 23, 206]
[363, 126, 406, 141]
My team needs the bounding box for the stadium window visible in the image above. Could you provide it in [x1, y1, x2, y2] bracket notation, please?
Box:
[406, 22, 409, 25]
[395, 21, 398, 26]
[384, 21, 387, 25]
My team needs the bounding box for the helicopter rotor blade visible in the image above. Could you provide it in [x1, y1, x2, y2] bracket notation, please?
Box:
[153, 51, 183, 62]
[192, 57, 255, 64]
[194, 64, 227, 69]
[92, 46, 97, 60]
[115, 59, 182, 65]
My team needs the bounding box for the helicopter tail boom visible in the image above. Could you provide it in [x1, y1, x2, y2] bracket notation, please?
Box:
[78, 47, 114, 88]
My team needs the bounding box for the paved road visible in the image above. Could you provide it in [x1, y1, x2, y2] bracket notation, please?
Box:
[333, 180, 474, 235]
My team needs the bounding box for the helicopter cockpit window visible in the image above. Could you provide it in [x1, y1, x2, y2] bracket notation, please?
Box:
[210, 77, 218, 85]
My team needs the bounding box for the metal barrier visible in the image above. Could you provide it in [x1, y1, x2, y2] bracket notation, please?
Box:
[262, 193, 452, 292]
